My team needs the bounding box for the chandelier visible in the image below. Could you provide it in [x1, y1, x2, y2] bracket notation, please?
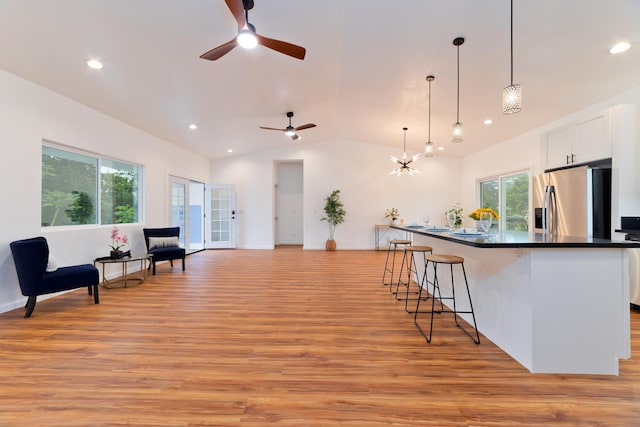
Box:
[390, 127, 421, 176]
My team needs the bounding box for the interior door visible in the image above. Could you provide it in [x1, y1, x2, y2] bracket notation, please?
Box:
[205, 184, 237, 249]
[169, 178, 187, 247]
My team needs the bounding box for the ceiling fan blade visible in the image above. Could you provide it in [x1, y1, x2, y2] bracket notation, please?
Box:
[225, 0, 247, 28]
[259, 126, 286, 132]
[294, 123, 316, 131]
[200, 38, 238, 60]
[291, 134, 301, 141]
[255, 34, 306, 60]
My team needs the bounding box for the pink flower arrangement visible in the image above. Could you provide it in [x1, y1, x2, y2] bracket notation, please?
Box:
[109, 226, 128, 252]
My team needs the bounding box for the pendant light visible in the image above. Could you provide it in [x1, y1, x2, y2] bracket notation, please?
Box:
[390, 127, 421, 176]
[425, 75, 435, 158]
[452, 37, 464, 143]
[503, 0, 522, 114]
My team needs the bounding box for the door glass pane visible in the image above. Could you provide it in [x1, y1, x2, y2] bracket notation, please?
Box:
[501, 172, 529, 231]
[188, 181, 205, 251]
[171, 182, 185, 246]
[479, 179, 499, 231]
[210, 187, 231, 243]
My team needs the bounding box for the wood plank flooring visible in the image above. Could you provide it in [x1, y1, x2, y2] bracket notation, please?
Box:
[1, 247, 639, 426]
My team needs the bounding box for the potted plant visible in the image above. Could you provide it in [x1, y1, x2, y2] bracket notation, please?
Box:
[445, 203, 464, 229]
[384, 207, 400, 225]
[320, 189, 346, 251]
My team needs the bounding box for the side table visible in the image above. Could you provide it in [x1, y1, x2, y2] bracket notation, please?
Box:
[94, 254, 153, 288]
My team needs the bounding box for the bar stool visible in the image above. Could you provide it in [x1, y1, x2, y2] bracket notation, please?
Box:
[382, 239, 412, 288]
[414, 254, 480, 344]
[392, 246, 433, 309]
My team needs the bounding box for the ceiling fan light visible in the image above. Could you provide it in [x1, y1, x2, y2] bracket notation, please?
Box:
[285, 127, 296, 137]
[452, 122, 464, 143]
[503, 84, 522, 114]
[237, 29, 258, 49]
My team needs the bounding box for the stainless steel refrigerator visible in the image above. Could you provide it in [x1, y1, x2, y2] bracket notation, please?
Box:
[532, 165, 611, 238]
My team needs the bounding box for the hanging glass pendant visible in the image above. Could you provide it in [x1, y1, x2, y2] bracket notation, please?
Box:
[452, 122, 463, 143]
[503, 83, 522, 114]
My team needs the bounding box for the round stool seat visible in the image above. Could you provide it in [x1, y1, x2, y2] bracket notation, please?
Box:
[404, 245, 433, 253]
[426, 254, 464, 264]
[390, 239, 412, 245]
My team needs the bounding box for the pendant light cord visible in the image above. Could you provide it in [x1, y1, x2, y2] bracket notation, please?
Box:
[510, 0, 514, 86]
[456, 44, 460, 122]
[428, 80, 431, 141]
[403, 127, 407, 153]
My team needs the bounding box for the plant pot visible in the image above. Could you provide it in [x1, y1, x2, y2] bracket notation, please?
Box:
[325, 239, 336, 251]
[110, 250, 124, 259]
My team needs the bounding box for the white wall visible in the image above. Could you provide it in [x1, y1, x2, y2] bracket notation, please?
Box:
[211, 138, 463, 249]
[0, 70, 211, 313]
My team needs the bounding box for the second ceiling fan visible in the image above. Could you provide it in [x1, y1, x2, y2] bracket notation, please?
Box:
[260, 112, 316, 141]
[200, 0, 306, 61]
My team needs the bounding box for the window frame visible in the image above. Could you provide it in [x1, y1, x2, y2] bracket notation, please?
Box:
[41, 141, 144, 229]
[476, 168, 531, 232]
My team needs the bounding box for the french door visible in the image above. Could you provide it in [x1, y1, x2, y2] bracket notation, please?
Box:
[169, 176, 205, 253]
[205, 184, 237, 249]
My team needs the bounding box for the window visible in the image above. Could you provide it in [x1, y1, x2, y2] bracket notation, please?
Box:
[479, 171, 529, 232]
[42, 145, 141, 227]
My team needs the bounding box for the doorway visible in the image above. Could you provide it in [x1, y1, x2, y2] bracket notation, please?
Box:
[275, 161, 303, 246]
[169, 176, 205, 254]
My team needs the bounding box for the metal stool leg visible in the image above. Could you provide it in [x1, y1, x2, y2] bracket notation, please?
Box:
[402, 249, 433, 311]
[455, 263, 480, 344]
[392, 249, 410, 296]
[414, 256, 479, 344]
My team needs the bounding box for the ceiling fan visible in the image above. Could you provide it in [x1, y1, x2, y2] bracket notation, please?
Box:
[260, 112, 316, 141]
[200, 0, 306, 61]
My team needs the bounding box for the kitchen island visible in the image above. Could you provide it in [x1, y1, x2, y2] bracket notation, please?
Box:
[393, 225, 640, 375]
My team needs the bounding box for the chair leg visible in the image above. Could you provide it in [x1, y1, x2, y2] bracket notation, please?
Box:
[24, 296, 37, 318]
[152, 261, 156, 275]
[182, 258, 185, 271]
[93, 284, 100, 304]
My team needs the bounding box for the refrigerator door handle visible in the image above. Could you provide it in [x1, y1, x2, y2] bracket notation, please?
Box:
[542, 185, 557, 235]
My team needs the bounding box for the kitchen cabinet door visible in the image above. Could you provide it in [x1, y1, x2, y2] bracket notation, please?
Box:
[544, 126, 572, 169]
[575, 113, 611, 164]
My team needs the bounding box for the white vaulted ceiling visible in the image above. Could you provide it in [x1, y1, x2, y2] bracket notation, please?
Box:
[1, 0, 639, 159]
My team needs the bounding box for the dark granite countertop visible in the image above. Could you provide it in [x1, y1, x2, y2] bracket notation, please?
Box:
[392, 225, 640, 249]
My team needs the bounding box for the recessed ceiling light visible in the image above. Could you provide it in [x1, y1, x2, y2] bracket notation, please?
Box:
[188, 124, 197, 130]
[483, 119, 493, 125]
[86, 59, 103, 70]
[437, 146, 444, 151]
[610, 42, 631, 54]
[227, 149, 233, 153]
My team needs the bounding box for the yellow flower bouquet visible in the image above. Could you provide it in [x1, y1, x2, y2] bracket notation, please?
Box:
[468, 207, 499, 220]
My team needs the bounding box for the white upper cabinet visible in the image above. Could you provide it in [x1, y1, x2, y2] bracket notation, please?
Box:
[543, 111, 611, 170]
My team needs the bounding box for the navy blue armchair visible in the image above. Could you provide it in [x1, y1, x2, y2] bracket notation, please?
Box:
[9, 237, 99, 318]
[142, 227, 186, 275]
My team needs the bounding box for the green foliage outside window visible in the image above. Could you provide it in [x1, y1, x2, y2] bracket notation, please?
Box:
[479, 172, 529, 232]
[41, 145, 140, 227]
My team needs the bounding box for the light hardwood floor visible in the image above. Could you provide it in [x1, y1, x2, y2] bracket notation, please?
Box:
[1, 247, 639, 426]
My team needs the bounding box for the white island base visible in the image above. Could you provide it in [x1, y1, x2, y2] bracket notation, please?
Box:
[412, 234, 631, 375]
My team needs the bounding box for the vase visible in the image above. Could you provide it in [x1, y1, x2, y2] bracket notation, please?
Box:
[110, 249, 124, 259]
[325, 239, 336, 251]
[476, 212, 493, 233]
